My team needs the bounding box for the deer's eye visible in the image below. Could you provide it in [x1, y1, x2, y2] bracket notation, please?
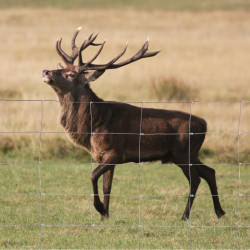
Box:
[66, 72, 76, 78]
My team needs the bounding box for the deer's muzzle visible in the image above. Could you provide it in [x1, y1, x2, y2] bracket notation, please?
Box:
[42, 70, 53, 84]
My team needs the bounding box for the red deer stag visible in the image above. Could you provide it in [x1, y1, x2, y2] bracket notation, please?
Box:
[42, 27, 225, 220]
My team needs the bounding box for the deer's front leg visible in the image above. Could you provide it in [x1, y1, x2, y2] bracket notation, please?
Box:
[102, 166, 115, 220]
[91, 163, 116, 217]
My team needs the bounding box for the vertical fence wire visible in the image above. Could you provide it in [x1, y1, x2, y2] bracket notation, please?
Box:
[90, 101, 94, 250]
[138, 102, 144, 249]
[188, 101, 193, 250]
[237, 101, 243, 250]
[38, 100, 44, 250]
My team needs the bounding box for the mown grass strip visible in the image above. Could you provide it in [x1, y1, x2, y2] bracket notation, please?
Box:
[1, 0, 250, 11]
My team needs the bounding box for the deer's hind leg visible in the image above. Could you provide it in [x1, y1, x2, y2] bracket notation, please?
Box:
[172, 149, 201, 220]
[195, 159, 226, 218]
[178, 164, 201, 220]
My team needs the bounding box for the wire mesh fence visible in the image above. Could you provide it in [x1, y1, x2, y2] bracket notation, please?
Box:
[0, 99, 249, 249]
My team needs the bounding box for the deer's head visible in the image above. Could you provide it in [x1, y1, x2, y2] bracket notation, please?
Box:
[42, 27, 160, 96]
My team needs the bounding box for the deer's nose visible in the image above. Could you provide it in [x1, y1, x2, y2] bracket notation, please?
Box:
[42, 70, 50, 77]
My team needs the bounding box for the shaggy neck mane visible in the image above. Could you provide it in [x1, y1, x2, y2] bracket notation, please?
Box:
[56, 84, 103, 139]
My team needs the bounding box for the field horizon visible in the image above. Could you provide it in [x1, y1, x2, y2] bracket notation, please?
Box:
[1, 0, 250, 11]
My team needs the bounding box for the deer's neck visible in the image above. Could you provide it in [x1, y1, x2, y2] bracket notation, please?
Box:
[57, 85, 103, 150]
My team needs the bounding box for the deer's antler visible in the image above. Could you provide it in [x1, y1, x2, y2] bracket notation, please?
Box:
[56, 27, 160, 72]
[56, 27, 102, 68]
[77, 37, 160, 72]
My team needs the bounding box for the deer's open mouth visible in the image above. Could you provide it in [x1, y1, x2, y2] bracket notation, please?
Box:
[42, 76, 53, 84]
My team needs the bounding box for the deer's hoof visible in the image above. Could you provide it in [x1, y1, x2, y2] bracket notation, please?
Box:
[94, 201, 106, 216]
[216, 209, 226, 218]
[181, 214, 189, 221]
[101, 214, 109, 221]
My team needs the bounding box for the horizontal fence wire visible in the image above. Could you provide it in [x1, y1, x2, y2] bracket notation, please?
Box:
[0, 99, 249, 250]
[1, 162, 249, 166]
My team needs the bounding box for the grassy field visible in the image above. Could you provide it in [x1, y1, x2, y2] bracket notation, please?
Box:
[0, 162, 249, 249]
[0, 0, 250, 249]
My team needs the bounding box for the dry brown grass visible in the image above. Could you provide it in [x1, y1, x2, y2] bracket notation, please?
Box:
[0, 8, 249, 161]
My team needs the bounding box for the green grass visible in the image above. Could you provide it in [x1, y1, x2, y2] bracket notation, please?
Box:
[1, 0, 250, 11]
[0, 152, 249, 249]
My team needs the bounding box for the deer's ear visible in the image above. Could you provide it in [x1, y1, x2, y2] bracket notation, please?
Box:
[85, 70, 105, 83]
[57, 63, 64, 69]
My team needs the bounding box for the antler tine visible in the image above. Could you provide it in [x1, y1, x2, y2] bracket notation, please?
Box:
[122, 39, 149, 64]
[56, 38, 73, 65]
[111, 43, 160, 68]
[79, 38, 160, 71]
[72, 27, 82, 50]
[71, 26, 82, 60]
[133, 38, 160, 59]
[98, 42, 128, 68]
[86, 32, 103, 47]
[80, 32, 102, 51]
[56, 27, 104, 67]
[78, 40, 107, 71]
[78, 32, 103, 66]
[78, 42, 129, 71]
[134, 38, 149, 57]
[56, 27, 82, 66]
